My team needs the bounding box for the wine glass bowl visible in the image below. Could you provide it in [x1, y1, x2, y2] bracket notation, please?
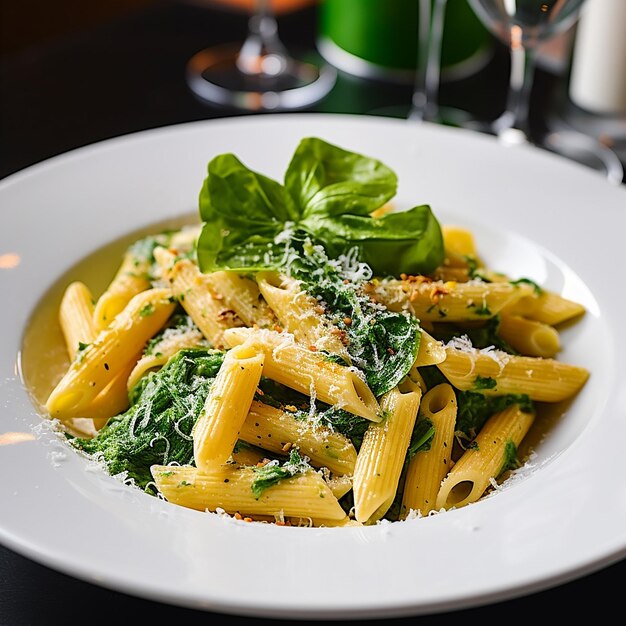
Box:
[469, 0, 586, 46]
[466, 0, 623, 183]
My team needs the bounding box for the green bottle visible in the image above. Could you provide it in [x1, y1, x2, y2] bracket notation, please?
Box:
[318, 0, 492, 84]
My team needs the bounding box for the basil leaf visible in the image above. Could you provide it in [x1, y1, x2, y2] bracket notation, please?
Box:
[196, 140, 444, 277]
[284, 137, 397, 218]
[197, 154, 299, 272]
[302, 204, 444, 276]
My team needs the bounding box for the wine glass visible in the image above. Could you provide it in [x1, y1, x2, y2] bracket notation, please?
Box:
[409, 0, 475, 125]
[466, 0, 623, 184]
[186, 0, 337, 112]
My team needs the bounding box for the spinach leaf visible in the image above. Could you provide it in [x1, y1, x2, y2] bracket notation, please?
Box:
[251, 448, 313, 498]
[290, 238, 420, 397]
[72, 348, 225, 490]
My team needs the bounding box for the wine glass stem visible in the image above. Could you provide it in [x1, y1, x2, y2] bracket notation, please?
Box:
[237, 0, 288, 76]
[500, 29, 537, 137]
[410, 0, 447, 121]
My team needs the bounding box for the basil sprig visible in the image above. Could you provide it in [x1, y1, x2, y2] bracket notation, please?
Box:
[197, 137, 443, 277]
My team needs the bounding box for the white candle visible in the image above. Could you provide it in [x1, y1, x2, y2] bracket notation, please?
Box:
[568, 0, 626, 115]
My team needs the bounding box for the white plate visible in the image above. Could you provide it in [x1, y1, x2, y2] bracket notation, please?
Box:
[1, 113, 625, 619]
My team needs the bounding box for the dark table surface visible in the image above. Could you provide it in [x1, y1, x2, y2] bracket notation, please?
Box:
[1, 1, 624, 624]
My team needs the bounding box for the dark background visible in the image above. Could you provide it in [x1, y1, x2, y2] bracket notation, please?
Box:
[1, 1, 624, 623]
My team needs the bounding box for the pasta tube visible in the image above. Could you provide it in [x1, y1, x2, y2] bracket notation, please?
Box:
[207, 270, 276, 329]
[353, 378, 422, 523]
[223, 327, 381, 422]
[154, 247, 239, 347]
[256, 271, 350, 361]
[436, 404, 535, 510]
[372, 278, 534, 322]
[412, 329, 446, 367]
[59, 281, 97, 360]
[401, 383, 457, 518]
[240, 401, 357, 476]
[151, 465, 346, 520]
[93, 245, 153, 329]
[500, 290, 585, 326]
[46, 288, 175, 420]
[193, 343, 265, 471]
[438, 343, 589, 402]
[497, 314, 561, 358]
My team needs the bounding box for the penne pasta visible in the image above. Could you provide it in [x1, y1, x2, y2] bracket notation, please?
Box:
[223, 326, 381, 422]
[59, 281, 97, 360]
[240, 401, 357, 476]
[353, 378, 422, 524]
[500, 290, 586, 326]
[437, 343, 589, 402]
[154, 247, 240, 347]
[497, 314, 561, 358]
[412, 329, 446, 367]
[93, 242, 155, 330]
[46, 288, 176, 420]
[151, 464, 346, 520]
[371, 278, 535, 323]
[208, 270, 276, 329]
[256, 271, 351, 361]
[436, 404, 536, 510]
[193, 342, 265, 471]
[401, 383, 457, 518]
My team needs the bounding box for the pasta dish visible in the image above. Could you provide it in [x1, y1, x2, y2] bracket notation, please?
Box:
[41, 138, 589, 527]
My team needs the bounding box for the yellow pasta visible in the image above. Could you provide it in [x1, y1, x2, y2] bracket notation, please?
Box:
[207, 270, 276, 329]
[154, 247, 239, 347]
[326, 473, 353, 500]
[240, 401, 357, 476]
[401, 383, 457, 518]
[412, 329, 446, 367]
[59, 281, 97, 360]
[126, 321, 207, 392]
[441, 225, 479, 259]
[193, 343, 265, 471]
[223, 326, 381, 422]
[500, 289, 586, 326]
[498, 314, 561, 358]
[436, 404, 536, 510]
[437, 343, 589, 402]
[45, 288, 175, 420]
[230, 443, 268, 467]
[82, 356, 140, 427]
[353, 378, 422, 524]
[93, 245, 154, 330]
[372, 278, 534, 322]
[151, 464, 346, 520]
[256, 271, 350, 361]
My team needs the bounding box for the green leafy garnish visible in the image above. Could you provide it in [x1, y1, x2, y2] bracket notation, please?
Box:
[473, 376, 497, 391]
[250, 448, 313, 498]
[500, 440, 521, 475]
[197, 137, 444, 277]
[510, 277, 543, 295]
[289, 239, 420, 396]
[72, 348, 225, 490]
